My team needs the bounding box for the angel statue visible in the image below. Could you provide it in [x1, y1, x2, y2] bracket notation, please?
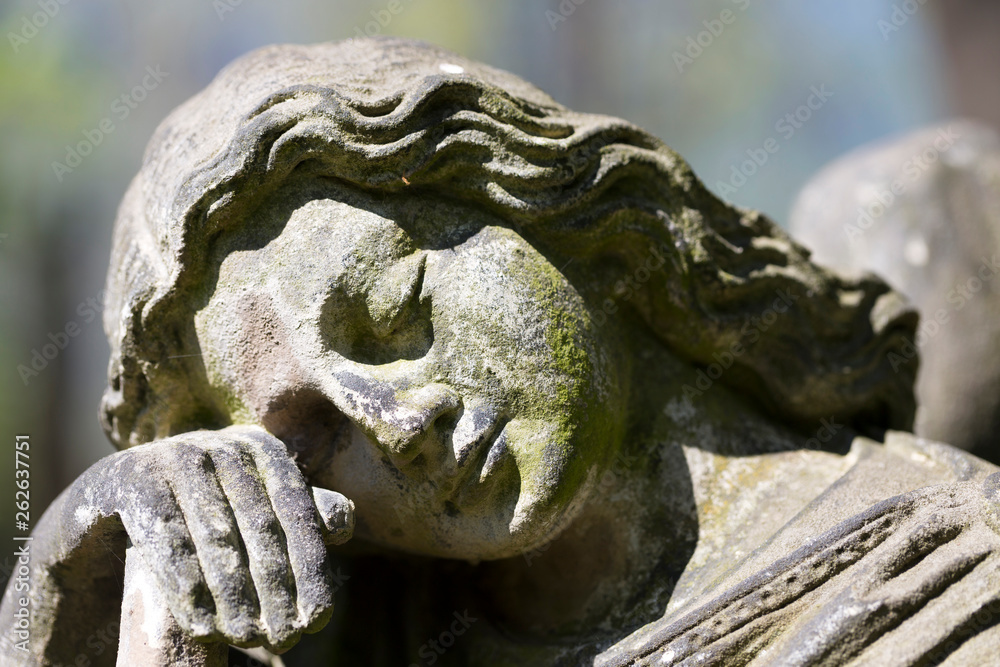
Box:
[3, 38, 999, 667]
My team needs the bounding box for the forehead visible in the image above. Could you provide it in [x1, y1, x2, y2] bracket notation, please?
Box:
[218, 177, 500, 271]
[282, 197, 414, 275]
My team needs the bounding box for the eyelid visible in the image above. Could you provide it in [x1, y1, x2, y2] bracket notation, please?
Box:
[366, 253, 427, 336]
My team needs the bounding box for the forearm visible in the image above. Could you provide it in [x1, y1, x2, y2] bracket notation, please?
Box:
[0, 427, 353, 665]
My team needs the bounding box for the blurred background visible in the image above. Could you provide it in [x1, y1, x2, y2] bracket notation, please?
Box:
[2, 0, 999, 581]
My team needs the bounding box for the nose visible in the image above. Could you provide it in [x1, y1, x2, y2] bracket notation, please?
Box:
[377, 382, 462, 468]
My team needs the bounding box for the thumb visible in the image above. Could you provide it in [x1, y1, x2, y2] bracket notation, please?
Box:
[311, 487, 355, 546]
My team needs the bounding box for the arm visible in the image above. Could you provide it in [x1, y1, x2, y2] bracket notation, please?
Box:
[0, 426, 353, 666]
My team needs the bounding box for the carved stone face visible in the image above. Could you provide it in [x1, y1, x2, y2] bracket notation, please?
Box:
[194, 177, 628, 560]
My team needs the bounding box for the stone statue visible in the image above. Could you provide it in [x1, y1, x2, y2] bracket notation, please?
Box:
[3, 38, 999, 666]
[790, 120, 1000, 463]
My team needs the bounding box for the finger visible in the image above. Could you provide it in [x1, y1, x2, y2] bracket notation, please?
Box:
[163, 438, 262, 645]
[237, 428, 335, 645]
[110, 445, 215, 640]
[311, 487, 355, 546]
[203, 436, 300, 648]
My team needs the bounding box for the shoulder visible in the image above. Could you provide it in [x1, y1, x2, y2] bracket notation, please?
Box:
[599, 433, 1000, 666]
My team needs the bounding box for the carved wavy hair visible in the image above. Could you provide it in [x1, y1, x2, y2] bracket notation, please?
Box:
[101, 37, 917, 448]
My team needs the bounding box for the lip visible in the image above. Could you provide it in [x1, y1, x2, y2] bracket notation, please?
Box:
[454, 412, 508, 469]
[443, 417, 511, 504]
[478, 424, 510, 482]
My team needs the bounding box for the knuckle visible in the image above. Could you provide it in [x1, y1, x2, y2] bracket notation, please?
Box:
[299, 594, 335, 630]
[217, 616, 263, 647]
[206, 542, 245, 575]
[172, 608, 217, 642]
[169, 441, 214, 470]
[265, 625, 303, 653]
[170, 569, 212, 607]
[282, 495, 318, 523]
[234, 426, 281, 451]
[243, 508, 283, 536]
[256, 557, 296, 590]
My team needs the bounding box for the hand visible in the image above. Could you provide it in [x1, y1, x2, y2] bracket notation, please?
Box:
[88, 425, 353, 653]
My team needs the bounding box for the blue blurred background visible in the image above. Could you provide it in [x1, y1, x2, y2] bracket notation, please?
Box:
[1, 0, 997, 569]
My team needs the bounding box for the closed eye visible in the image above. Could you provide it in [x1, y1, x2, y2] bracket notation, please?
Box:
[367, 253, 427, 338]
[320, 252, 434, 365]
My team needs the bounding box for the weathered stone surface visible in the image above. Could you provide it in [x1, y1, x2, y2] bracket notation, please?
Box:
[1, 39, 999, 666]
[790, 121, 1000, 462]
[118, 544, 228, 667]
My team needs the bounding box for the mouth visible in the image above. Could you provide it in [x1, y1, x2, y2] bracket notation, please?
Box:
[265, 386, 517, 511]
[478, 425, 510, 482]
[422, 416, 510, 506]
[454, 411, 509, 467]
[443, 417, 512, 506]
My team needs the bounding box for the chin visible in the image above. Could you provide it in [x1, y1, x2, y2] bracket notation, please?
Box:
[351, 480, 592, 562]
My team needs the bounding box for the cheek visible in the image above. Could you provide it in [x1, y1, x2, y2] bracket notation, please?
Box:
[432, 292, 608, 414]
[198, 289, 316, 425]
[504, 328, 627, 515]
[506, 418, 595, 505]
[324, 426, 399, 500]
